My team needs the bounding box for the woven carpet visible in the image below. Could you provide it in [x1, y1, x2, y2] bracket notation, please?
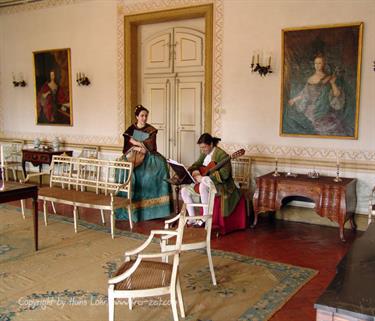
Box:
[0, 205, 317, 321]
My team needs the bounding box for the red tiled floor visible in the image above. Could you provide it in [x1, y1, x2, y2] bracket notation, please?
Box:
[17, 200, 360, 321]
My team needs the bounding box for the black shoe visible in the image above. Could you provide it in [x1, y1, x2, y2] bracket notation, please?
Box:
[193, 220, 205, 228]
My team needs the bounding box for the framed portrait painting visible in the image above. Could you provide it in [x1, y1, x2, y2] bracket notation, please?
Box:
[280, 23, 363, 139]
[33, 48, 72, 126]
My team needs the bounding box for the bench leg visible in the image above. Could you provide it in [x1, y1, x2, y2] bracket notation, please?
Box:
[127, 203, 133, 230]
[51, 201, 57, 214]
[43, 201, 48, 226]
[73, 206, 78, 233]
[12, 168, 17, 181]
[100, 210, 105, 224]
[110, 209, 115, 239]
[20, 199, 26, 219]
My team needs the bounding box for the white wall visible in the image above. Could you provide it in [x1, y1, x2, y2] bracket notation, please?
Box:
[221, 0, 375, 150]
[0, 0, 119, 144]
[0, 0, 374, 217]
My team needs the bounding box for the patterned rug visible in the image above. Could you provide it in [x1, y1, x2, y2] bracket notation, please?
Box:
[0, 205, 317, 321]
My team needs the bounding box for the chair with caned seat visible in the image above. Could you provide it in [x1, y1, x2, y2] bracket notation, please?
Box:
[231, 156, 251, 196]
[108, 205, 187, 321]
[369, 186, 375, 225]
[231, 155, 252, 215]
[1, 140, 24, 181]
[161, 182, 217, 286]
[1, 141, 27, 219]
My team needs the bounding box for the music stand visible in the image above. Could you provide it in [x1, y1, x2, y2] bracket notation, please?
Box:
[167, 160, 195, 214]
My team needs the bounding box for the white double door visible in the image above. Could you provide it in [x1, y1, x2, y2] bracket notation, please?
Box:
[139, 21, 205, 166]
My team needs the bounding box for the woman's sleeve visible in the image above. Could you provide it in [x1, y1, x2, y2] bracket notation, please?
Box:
[122, 127, 133, 154]
[329, 86, 345, 110]
[209, 152, 231, 184]
[143, 131, 157, 152]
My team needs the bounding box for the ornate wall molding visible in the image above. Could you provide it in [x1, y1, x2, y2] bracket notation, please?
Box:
[0, 0, 85, 15]
[0, 0, 120, 145]
[1, 0, 223, 145]
[222, 143, 375, 164]
[1, 130, 117, 145]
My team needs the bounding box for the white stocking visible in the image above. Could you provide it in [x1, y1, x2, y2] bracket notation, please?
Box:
[180, 186, 196, 219]
[199, 177, 211, 217]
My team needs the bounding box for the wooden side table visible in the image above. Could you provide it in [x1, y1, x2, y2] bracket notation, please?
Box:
[0, 181, 39, 250]
[22, 148, 73, 185]
[252, 172, 357, 241]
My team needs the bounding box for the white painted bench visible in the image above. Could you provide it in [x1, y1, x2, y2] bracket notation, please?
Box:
[22, 155, 133, 238]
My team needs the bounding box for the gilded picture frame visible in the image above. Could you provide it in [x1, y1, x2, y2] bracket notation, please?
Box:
[280, 23, 363, 139]
[33, 48, 73, 126]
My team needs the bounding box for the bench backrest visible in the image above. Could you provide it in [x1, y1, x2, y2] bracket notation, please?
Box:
[49, 155, 133, 197]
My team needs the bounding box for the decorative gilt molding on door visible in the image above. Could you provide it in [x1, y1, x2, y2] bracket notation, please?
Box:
[117, 0, 223, 136]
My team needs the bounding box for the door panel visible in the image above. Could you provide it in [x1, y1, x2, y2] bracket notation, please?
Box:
[143, 78, 170, 157]
[143, 30, 172, 74]
[176, 78, 203, 165]
[140, 24, 204, 164]
[174, 27, 204, 72]
[179, 130, 198, 166]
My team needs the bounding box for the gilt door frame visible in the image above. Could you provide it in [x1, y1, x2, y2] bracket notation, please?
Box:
[124, 4, 213, 132]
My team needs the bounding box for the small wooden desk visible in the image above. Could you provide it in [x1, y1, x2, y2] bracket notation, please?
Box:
[253, 172, 357, 241]
[0, 181, 39, 250]
[22, 149, 73, 185]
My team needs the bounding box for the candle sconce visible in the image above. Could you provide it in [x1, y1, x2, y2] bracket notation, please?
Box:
[12, 73, 27, 87]
[250, 54, 272, 76]
[76, 72, 91, 86]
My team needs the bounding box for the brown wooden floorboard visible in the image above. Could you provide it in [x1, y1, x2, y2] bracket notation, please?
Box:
[15, 200, 361, 321]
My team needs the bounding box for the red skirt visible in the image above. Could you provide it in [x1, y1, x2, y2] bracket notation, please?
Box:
[212, 195, 247, 235]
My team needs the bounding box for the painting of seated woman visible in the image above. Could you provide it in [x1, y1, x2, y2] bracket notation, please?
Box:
[33, 48, 72, 126]
[280, 23, 363, 139]
[116, 105, 173, 222]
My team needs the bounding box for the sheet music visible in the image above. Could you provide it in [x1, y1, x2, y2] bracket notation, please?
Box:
[167, 159, 196, 184]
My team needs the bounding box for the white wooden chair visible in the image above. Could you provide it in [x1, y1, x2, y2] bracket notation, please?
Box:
[161, 181, 217, 286]
[369, 186, 375, 225]
[231, 155, 251, 216]
[1, 140, 24, 181]
[78, 145, 99, 159]
[108, 206, 187, 321]
[1, 141, 26, 219]
[231, 156, 251, 192]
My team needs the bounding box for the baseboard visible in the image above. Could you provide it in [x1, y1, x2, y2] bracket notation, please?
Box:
[275, 205, 368, 232]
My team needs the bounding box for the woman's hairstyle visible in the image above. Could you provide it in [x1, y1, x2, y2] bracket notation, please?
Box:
[313, 53, 326, 63]
[134, 105, 149, 116]
[197, 133, 221, 147]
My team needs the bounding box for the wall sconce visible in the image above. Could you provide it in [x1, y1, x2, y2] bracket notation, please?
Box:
[76, 72, 90, 86]
[250, 54, 272, 76]
[12, 73, 27, 87]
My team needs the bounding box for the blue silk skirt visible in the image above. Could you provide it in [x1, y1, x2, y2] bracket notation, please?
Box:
[116, 153, 173, 222]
